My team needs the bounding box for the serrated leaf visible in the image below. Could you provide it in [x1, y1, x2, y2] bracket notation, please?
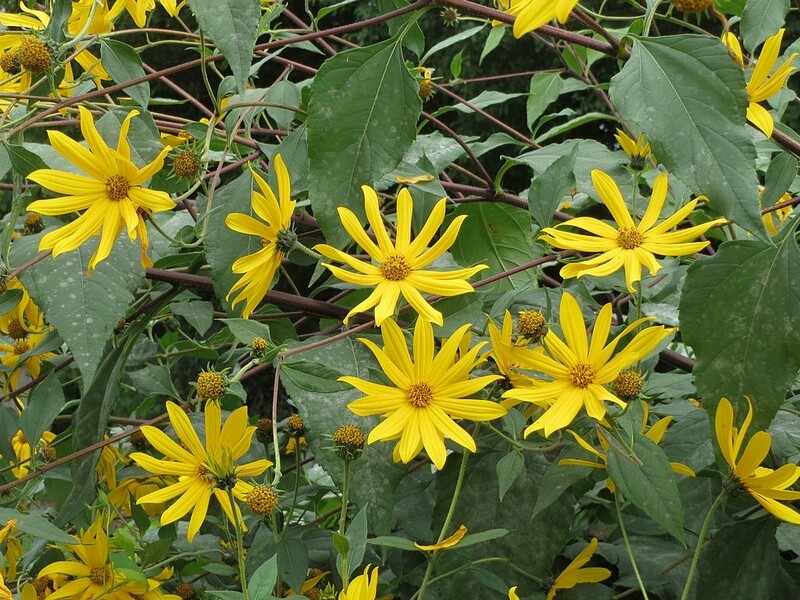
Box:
[187, 0, 259, 94]
[496, 451, 524, 501]
[696, 519, 779, 600]
[172, 300, 213, 335]
[606, 434, 684, 543]
[0, 509, 74, 543]
[307, 39, 421, 247]
[528, 144, 578, 227]
[11, 234, 144, 387]
[741, 0, 789, 52]
[248, 554, 278, 598]
[610, 35, 765, 239]
[100, 39, 149, 108]
[527, 72, 564, 130]
[680, 224, 800, 432]
[448, 203, 537, 291]
[20, 374, 64, 449]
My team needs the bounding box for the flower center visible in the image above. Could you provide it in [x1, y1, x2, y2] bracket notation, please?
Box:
[613, 370, 643, 400]
[0, 49, 20, 74]
[13, 340, 29, 355]
[569, 363, 595, 388]
[89, 565, 110, 586]
[17, 37, 51, 73]
[381, 254, 411, 281]
[7, 319, 27, 340]
[105, 175, 131, 201]
[617, 227, 643, 249]
[407, 381, 434, 408]
[197, 465, 214, 485]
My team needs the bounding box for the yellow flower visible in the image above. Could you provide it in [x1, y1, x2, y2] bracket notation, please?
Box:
[36, 517, 145, 600]
[715, 397, 800, 524]
[0, 277, 45, 336]
[546, 538, 611, 600]
[341, 318, 505, 469]
[9, 430, 56, 478]
[761, 191, 793, 236]
[0, 520, 21, 581]
[614, 129, 651, 169]
[414, 524, 468, 551]
[487, 310, 535, 390]
[508, 587, 520, 600]
[130, 401, 272, 541]
[225, 155, 296, 319]
[68, 0, 182, 34]
[339, 565, 379, 600]
[723, 29, 798, 137]
[27, 106, 173, 273]
[0, 573, 10, 600]
[285, 569, 330, 597]
[107, 475, 178, 517]
[315, 187, 487, 326]
[502, 292, 671, 437]
[560, 401, 695, 491]
[501, 0, 579, 38]
[0, 331, 57, 390]
[540, 170, 726, 293]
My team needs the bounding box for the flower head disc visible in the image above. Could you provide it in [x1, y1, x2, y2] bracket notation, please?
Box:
[225, 154, 296, 318]
[315, 186, 487, 326]
[546, 538, 611, 600]
[131, 401, 272, 541]
[341, 318, 505, 469]
[715, 397, 800, 523]
[541, 170, 725, 293]
[26, 106, 173, 273]
[503, 292, 672, 437]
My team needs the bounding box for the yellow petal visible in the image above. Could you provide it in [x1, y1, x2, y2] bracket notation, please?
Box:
[414, 524, 468, 551]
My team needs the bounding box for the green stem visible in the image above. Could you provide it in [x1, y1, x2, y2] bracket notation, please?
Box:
[339, 459, 352, 588]
[285, 441, 302, 534]
[291, 241, 323, 261]
[227, 487, 250, 600]
[615, 492, 650, 600]
[415, 443, 474, 600]
[679, 491, 727, 600]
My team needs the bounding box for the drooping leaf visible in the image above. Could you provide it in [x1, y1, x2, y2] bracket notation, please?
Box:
[680, 223, 800, 431]
[448, 202, 537, 291]
[187, 0, 260, 94]
[606, 433, 684, 543]
[0, 509, 74, 543]
[496, 450, 525, 501]
[610, 35, 765, 239]
[527, 72, 564, 130]
[100, 39, 149, 108]
[11, 234, 144, 387]
[740, 0, 789, 52]
[277, 537, 308, 592]
[307, 38, 421, 247]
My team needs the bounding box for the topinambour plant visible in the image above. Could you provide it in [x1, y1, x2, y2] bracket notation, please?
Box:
[0, 0, 798, 598]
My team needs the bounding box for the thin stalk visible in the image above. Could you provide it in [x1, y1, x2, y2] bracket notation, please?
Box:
[679, 491, 727, 600]
[615, 492, 650, 600]
[227, 487, 250, 600]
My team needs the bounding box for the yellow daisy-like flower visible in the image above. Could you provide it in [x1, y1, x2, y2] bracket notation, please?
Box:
[225, 154, 296, 319]
[723, 29, 798, 137]
[503, 292, 671, 437]
[130, 401, 272, 542]
[0, 277, 45, 336]
[715, 397, 800, 524]
[339, 565, 379, 600]
[26, 107, 173, 273]
[315, 187, 487, 326]
[546, 538, 611, 600]
[341, 318, 505, 469]
[500, 0, 579, 38]
[0, 573, 10, 600]
[761, 190, 793, 236]
[107, 475, 178, 517]
[67, 0, 182, 34]
[0, 331, 57, 390]
[0, 520, 21, 582]
[487, 310, 536, 391]
[36, 517, 145, 600]
[614, 129, 651, 170]
[560, 401, 695, 492]
[540, 170, 726, 293]
[9, 429, 57, 478]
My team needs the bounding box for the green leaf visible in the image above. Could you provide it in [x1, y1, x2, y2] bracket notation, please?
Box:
[187, 0, 260, 94]
[366, 535, 416, 550]
[125, 364, 178, 401]
[532, 447, 594, 517]
[610, 35, 765, 239]
[528, 144, 578, 227]
[4, 143, 48, 177]
[448, 203, 537, 291]
[265, 80, 300, 129]
[480, 25, 505, 65]
[247, 554, 278, 599]
[527, 72, 564, 130]
[606, 433, 684, 543]
[0, 289, 23, 317]
[0, 509, 74, 543]
[741, 0, 789, 52]
[248, 554, 278, 599]
[496, 450, 524, 501]
[307, 38, 421, 247]
[333, 531, 349, 557]
[282, 360, 350, 393]
[20, 374, 64, 449]
[172, 301, 214, 335]
[220, 318, 272, 344]
[0, 407, 19, 462]
[421, 25, 485, 63]
[344, 505, 368, 577]
[762, 152, 797, 206]
[100, 39, 149, 108]
[696, 519, 779, 600]
[278, 538, 308, 592]
[680, 224, 800, 432]
[458, 528, 509, 549]
[12, 234, 144, 387]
